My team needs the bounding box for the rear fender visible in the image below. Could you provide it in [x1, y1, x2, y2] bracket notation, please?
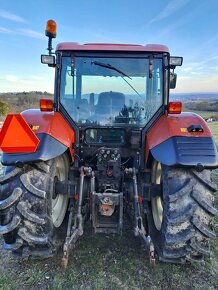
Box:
[1, 110, 75, 165]
[146, 113, 218, 168]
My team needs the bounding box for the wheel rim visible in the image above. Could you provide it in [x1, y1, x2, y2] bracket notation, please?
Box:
[52, 156, 69, 228]
[151, 162, 163, 231]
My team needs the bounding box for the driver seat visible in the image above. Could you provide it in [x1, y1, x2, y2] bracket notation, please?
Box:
[95, 91, 125, 114]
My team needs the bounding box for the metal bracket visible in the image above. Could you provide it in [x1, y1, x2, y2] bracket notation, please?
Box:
[54, 179, 76, 197]
[143, 183, 161, 200]
[62, 167, 91, 269]
[126, 167, 156, 267]
[147, 236, 156, 267]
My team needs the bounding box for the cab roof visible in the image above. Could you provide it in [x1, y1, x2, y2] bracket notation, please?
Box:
[56, 42, 169, 53]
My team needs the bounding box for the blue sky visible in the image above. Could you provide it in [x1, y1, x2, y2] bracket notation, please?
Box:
[0, 0, 218, 93]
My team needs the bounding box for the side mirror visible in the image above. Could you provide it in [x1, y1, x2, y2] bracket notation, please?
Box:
[41, 55, 56, 67]
[170, 72, 177, 89]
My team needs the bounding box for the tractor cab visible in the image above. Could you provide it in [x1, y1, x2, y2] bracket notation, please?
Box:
[42, 22, 182, 127]
[59, 54, 163, 127]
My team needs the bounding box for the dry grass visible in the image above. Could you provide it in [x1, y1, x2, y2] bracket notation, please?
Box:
[0, 218, 217, 290]
[208, 122, 218, 146]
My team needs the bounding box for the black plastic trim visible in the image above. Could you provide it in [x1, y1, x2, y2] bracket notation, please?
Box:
[58, 51, 168, 58]
[151, 136, 218, 168]
[1, 133, 68, 165]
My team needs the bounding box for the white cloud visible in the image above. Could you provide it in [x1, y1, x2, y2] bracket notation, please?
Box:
[180, 65, 205, 74]
[210, 66, 218, 71]
[208, 56, 218, 61]
[0, 72, 54, 93]
[17, 29, 44, 40]
[0, 26, 12, 33]
[0, 10, 25, 23]
[149, 0, 190, 24]
[175, 75, 218, 93]
[0, 26, 44, 39]
[178, 76, 189, 80]
[179, 57, 218, 76]
[5, 75, 19, 82]
[30, 76, 45, 81]
[184, 36, 218, 64]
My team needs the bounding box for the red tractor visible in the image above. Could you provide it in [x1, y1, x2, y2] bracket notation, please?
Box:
[0, 20, 217, 267]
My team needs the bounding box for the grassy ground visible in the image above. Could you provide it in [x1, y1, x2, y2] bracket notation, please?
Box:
[183, 108, 218, 146]
[0, 215, 217, 290]
[183, 110, 218, 120]
[208, 122, 218, 145]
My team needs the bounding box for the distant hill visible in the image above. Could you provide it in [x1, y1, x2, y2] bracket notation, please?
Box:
[0, 91, 218, 121]
[169, 92, 218, 120]
[0, 91, 53, 120]
[170, 92, 218, 102]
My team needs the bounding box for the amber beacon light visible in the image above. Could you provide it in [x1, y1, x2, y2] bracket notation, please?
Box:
[45, 19, 57, 38]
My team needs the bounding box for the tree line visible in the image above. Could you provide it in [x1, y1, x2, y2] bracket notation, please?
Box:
[184, 101, 218, 112]
[0, 92, 53, 120]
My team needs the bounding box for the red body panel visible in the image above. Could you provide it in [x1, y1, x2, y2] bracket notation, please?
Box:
[56, 42, 169, 53]
[21, 110, 75, 158]
[146, 112, 212, 160]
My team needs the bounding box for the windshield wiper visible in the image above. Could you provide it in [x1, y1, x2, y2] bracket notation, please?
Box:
[92, 61, 131, 79]
[92, 61, 142, 98]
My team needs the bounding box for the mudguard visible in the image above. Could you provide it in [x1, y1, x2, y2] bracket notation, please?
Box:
[1, 110, 75, 165]
[146, 112, 218, 168]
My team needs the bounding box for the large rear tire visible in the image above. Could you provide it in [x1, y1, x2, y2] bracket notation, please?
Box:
[148, 161, 218, 263]
[0, 154, 69, 258]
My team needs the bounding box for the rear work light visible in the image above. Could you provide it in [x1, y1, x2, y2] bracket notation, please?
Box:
[187, 125, 204, 133]
[40, 99, 54, 112]
[168, 102, 182, 114]
[41, 55, 55, 65]
[169, 56, 183, 68]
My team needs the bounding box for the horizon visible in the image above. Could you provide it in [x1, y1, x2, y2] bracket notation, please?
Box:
[0, 0, 218, 94]
[1, 91, 218, 96]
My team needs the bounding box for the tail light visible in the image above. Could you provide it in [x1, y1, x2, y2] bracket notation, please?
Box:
[40, 99, 53, 112]
[168, 102, 182, 114]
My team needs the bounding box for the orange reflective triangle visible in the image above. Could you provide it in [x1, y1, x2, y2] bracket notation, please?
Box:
[0, 114, 40, 153]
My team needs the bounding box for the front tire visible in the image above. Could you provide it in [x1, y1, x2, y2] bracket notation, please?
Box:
[148, 161, 218, 263]
[0, 154, 70, 258]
